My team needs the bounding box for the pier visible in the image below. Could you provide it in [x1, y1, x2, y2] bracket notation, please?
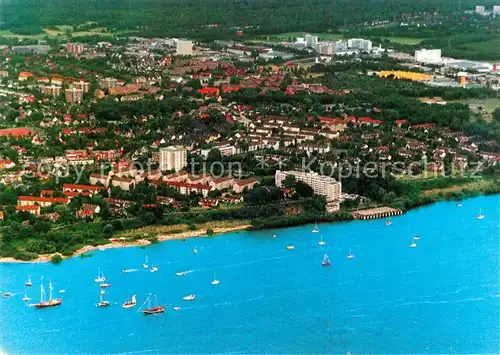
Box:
[351, 206, 403, 220]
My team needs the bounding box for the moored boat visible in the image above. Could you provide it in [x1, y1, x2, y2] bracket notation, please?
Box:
[94, 267, 105, 283]
[150, 266, 159, 273]
[312, 222, 319, 233]
[22, 292, 30, 302]
[385, 219, 392, 226]
[321, 254, 330, 267]
[347, 249, 355, 259]
[2, 292, 13, 298]
[25, 276, 32, 287]
[142, 255, 149, 269]
[140, 294, 165, 315]
[183, 294, 196, 301]
[286, 245, 295, 250]
[34, 279, 62, 309]
[318, 234, 326, 246]
[409, 241, 417, 248]
[193, 247, 198, 254]
[211, 272, 220, 285]
[100, 283, 110, 289]
[96, 290, 110, 308]
[122, 294, 137, 308]
[476, 208, 485, 220]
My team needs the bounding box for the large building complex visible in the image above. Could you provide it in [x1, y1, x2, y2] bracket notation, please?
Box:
[348, 38, 373, 52]
[275, 170, 342, 201]
[159, 146, 188, 172]
[415, 49, 442, 64]
[176, 40, 193, 55]
[65, 88, 83, 104]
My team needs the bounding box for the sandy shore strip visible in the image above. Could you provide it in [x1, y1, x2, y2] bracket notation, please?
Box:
[0, 224, 251, 264]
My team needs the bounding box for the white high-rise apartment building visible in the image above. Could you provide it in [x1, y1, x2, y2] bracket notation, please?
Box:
[275, 170, 342, 200]
[159, 146, 188, 172]
[348, 38, 373, 52]
[305, 34, 319, 48]
[493, 5, 500, 14]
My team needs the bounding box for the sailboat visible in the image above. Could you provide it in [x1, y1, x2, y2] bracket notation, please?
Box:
[2, 292, 13, 298]
[321, 254, 330, 267]
[22, 292, 31, 302]
[141, 294, 165, 315]
[272, 234, 277, 239]
[476, 208, 485, 220]
[318, 234, 326, 245]
[173, 306, 181, 311]
[94, 267, 105, 283]
[312, 222, 319, 233]
[413, 235, 421, 240]
[409, 241, 418, 248]
[286, 244, 295, 250]
[183, 294, 196, 301]
[100, 282, 110, 288]
[193, 247, 198, 254]
[142, 255, 149, 269]
[150, 266, 159, 273]
[25, 276, 32, 287]
[34, 279, 62, 309]
[122, 295, 137, 308]
[96, 290, 110, 308]
[347, 249, 355, 259]
[211, 272, 220, 285]
[385, 219, 392, 226]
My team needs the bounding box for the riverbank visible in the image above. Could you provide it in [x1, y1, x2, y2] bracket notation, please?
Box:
[0, 222, 250, 264]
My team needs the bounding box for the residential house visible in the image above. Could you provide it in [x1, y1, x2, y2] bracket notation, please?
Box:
[232, 178, 258, 193]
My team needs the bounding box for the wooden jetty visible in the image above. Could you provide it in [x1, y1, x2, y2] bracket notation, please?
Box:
[352, 206, 403, 220]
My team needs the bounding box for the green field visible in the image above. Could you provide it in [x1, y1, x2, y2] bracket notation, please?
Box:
[0, 26, 113, 39]
[381, 37, 423, 45]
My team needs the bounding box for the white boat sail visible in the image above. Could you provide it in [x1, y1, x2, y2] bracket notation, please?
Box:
[94, 267, 106, 283]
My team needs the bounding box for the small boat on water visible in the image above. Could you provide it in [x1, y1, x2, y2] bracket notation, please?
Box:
[211, 272, 220, 285]
[183, 294, 196, 301]
[321, 254, 331, 267]
[150, 266, 159, 273]
[100, 283, 110, 289]
[121, 269, 137, 273]
[173, 306, 181, 311]
[25, 276, 32, 287]
[347, 249, 355, 259]
[176, 271, 188, 276]
[385, 219, 392, 226]
[59, 289, 66, 293]
[286, 245, 295, 250]
[312, 222, 319, 233]
[476, 208, 485, 220]
[96, 290, 110, 308]
[141, 295, 165, 315]
[122, 295, 137, 308]
[272, 234, 277, 239]
[34, 279, 62, 309]
[94, 267, 106, 283]
[142, 255, 149, 269]
[413, 235, 421, 240]
[457, 203, 463, 207]
[409, 241, 417, 248]
[22, 292, 30, 302]
[193, 247, 198, 254]
[318, 234, 326, 246]
[2, 292, 13, 298]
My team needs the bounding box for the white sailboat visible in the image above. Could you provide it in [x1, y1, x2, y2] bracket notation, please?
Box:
[312, 222, 319, 233]
[409, 241, 417, 248]
[347, 249, 355, 259]
[286, 244, 295, 250]
[183, 294, 196, 301]
[142, 255, 149, 269]
[476, 208, 485, 220]
[122, 294, 137, 308]
[150, 266, 159, 273]
[25, 276, 32, 287]
[96, 289, 110, 307]
[22, 292, 31, 302]
[211, 272, 220, 285]
[318, 234, 326, 245]
[193, 247, 198, 254]
[385, 219, 392, 226]
[94, 267, 106, 283]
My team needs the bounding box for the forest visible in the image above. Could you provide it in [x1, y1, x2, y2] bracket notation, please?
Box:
[3, 0, 499, 38]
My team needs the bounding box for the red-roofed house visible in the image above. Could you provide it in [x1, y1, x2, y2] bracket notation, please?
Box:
[233, 178, 258, 193]
[0, 128, 36, 138]
[18, 71, 34, 81]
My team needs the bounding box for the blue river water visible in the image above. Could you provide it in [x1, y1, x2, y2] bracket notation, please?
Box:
[1, 195, 499, 354]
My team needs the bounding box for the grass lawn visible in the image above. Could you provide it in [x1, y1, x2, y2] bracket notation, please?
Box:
[422, 178, 497, 197]
[380, 37, 423, 45]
